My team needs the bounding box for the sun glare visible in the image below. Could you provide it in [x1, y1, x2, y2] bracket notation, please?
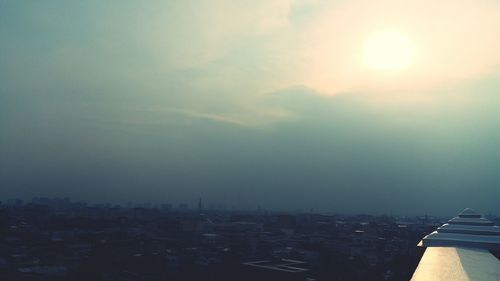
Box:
[363, 30, 416, 71]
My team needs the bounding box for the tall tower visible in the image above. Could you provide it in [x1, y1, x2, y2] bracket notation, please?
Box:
[198, 197, 202, 214]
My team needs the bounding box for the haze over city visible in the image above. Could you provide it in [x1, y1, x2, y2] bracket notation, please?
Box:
[2, 0, 500, 216]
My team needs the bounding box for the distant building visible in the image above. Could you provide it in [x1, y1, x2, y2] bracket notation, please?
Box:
[160, 203, 172, 211]
[6, 198, 23, 207]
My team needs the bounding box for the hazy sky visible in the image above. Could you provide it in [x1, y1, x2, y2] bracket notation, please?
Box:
[1, 0, 500, 216]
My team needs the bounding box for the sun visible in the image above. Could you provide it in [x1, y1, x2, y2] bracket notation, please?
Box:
[362, 30, 416, 71]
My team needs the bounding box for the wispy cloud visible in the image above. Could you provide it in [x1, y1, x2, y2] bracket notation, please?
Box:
[126, 102, 297, 128]
[168, 108, 251, 127]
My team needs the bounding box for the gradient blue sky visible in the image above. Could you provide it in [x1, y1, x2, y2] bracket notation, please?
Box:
[1, 0, 500, 216]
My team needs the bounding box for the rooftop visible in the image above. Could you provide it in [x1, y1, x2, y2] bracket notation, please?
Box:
[419, 208, 500, 250]
[243, 259, 309, 273]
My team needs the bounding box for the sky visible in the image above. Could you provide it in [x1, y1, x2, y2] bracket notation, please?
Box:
[1, 0, 500, 216]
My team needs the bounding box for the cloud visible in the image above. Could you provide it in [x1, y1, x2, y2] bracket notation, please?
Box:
[133, 104, 297, 128]
[4, 0, 500, 127]
[168, 108, 251, 127]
